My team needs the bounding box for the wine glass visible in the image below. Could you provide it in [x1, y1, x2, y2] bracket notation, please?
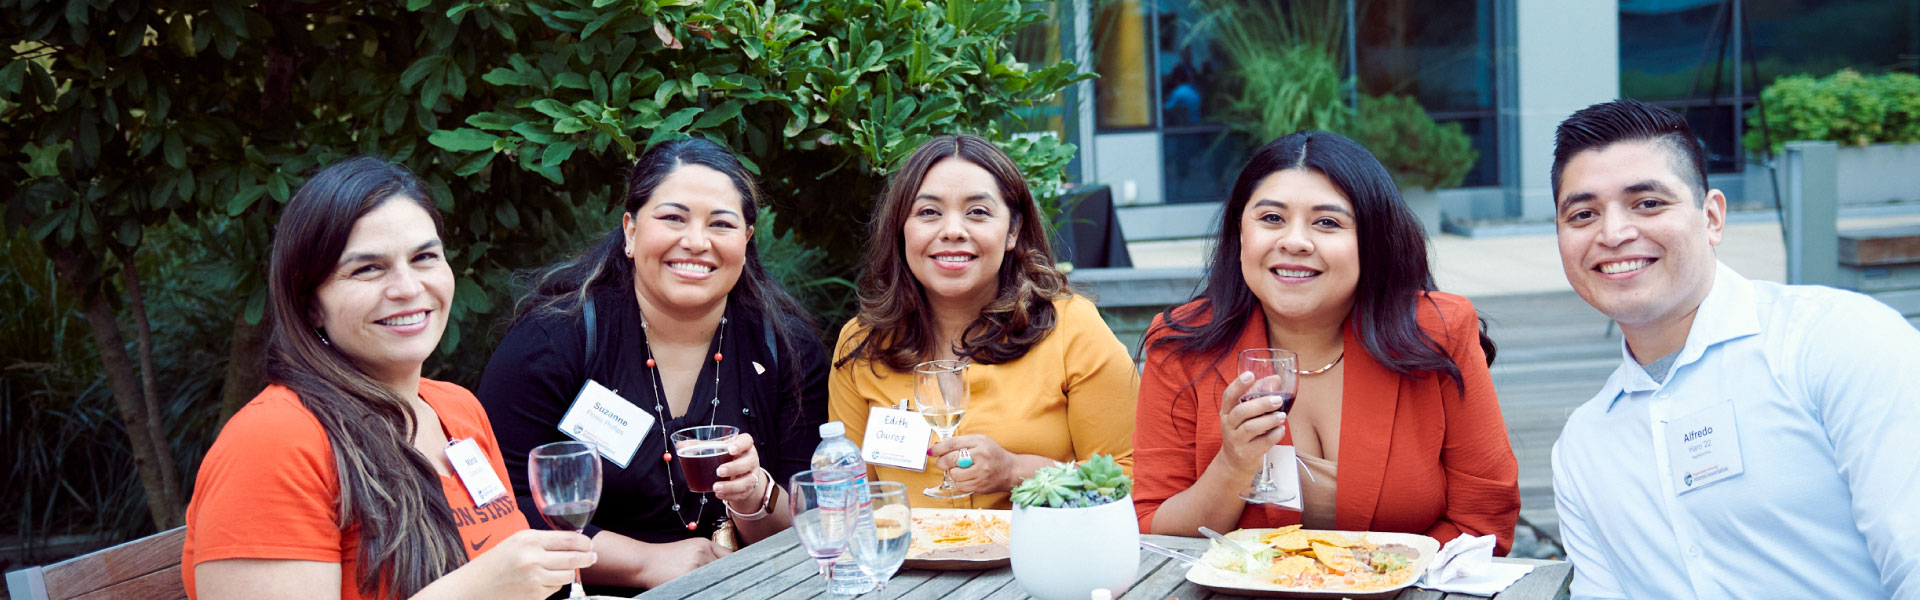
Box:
[849, 481, 910, 591]
[671, 425, 740, 493]
[529, 441, 602, 599]
[790, 470, 854, 587]
[1236, 348, 1298, 504]
[913, 359, 970, 500]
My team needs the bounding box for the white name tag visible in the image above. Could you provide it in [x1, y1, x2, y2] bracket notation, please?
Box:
[556, 379, 653, 468]
[861, 406, 932, 472]
[1667, 400, 1745, 494]
[1265, 445, 1304, 512]
[445, 438, 507, 506]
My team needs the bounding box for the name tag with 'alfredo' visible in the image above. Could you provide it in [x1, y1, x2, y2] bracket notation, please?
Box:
[1667, 400, 1745, 495]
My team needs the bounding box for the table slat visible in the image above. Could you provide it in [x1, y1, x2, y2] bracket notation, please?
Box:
[637, 530, 1572, 600]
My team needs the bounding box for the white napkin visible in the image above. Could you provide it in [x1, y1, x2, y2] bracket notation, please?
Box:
[1415, 534, 1533, 596]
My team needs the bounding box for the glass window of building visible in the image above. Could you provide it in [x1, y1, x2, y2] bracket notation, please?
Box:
[1354, 0, 1500, 187]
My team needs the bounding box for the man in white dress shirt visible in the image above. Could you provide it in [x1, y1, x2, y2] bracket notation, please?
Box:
[1547, 98, 1919, 599]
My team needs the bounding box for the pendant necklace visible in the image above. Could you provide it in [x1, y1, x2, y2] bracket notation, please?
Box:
[641, 311, 726, 532]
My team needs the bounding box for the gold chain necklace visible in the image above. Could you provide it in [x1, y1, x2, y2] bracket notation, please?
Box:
[1297, 352, 1344, 376]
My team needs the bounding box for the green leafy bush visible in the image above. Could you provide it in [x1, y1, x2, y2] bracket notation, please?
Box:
[1009, 454, 1132, 508]
[0, 0, 1086, 542]
[1745, 69, 1920, 153]
[1346, 94, 1479, 190]
[1195, 0, 1475, 191]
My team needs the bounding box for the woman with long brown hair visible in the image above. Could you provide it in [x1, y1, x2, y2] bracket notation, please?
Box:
[478, 137, 828, 593]
[829, 134, 1138, 509]
[182, 157, 595, 600]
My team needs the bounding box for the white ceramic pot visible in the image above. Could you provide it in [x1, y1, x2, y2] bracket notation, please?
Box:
[1010, 495, 1140, 600]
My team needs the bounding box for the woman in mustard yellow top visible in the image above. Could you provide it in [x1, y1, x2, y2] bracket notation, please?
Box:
[829, 134, 1138, 509]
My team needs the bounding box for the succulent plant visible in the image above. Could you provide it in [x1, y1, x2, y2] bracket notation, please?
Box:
[1010, 454, 1133, 509]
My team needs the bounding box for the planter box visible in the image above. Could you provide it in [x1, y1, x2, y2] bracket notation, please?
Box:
[1010, 496, 1140, 600]
[1400, 187, 1443, 238]
[1745, 142, 1920, 208]
[1836, 142, 1920, 206]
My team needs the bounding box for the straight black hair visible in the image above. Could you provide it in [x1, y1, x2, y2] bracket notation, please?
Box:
[1146, 131, 1493, 392]
[515, 137, 817, 395]
[1551, 98, 1709, 205]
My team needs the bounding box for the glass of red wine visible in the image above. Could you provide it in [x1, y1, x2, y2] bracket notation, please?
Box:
[529, 440, 602, 599]
[1237, 348, 1297, 504]
[671, 425, 740, 493]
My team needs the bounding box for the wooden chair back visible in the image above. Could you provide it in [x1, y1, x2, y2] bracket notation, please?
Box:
[5, 526, 187, 600]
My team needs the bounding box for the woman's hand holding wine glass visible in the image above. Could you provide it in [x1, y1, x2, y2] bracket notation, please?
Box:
[529, 441, 603, 599]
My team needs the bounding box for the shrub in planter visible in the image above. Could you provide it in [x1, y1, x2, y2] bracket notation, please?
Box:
[1745, 69, 1920, 153]
[1346, 94, 1479, 192]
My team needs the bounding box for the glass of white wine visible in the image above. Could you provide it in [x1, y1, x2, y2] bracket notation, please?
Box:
[913, 359, 970, 500]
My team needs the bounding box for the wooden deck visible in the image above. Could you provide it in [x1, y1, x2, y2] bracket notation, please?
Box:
[1473, 291, 1621, 543]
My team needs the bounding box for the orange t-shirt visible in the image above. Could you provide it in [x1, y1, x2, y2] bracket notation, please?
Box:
[182, 380, 529, 600]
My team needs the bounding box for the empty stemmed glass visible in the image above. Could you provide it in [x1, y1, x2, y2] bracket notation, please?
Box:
[1236, 348, 1298, 504]
[529, 441, 602, 599]
[849, 481, 910, 591]
[790, 470, 854, 587]
[913, 359, 970, 500]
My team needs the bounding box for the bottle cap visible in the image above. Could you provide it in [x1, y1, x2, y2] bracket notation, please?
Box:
[819, 421, 845, 438]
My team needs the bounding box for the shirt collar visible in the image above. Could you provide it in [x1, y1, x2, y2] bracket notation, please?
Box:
[1601, 262, 1761, 411]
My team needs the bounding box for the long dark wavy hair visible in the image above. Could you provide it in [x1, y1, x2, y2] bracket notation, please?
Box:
[1146, 131, 1494, 391]
[514, 137, 817, 393]
[263, 157, 465, 597]
[835, 134, 1072, 372]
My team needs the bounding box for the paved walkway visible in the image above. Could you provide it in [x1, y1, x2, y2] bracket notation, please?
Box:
[1120, 212, 1920, 546]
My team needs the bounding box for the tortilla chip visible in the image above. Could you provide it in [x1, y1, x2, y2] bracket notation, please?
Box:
[1258, 525, 1304, 544]
[1311, 542, 1363, 574]
[1268, 555, 1317, 579]
[1306, 531, 1355, 547]
[1267, 530, 1311, 551]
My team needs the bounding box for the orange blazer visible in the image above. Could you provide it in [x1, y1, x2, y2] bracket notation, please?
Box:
[1132, 292, 1520, 554]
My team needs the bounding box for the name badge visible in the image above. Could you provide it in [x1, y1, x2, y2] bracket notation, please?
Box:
[1265, 445, 1304, 512]
[556, 379, 654, 468]
[1666, 399, 1745, 494]
[445, 438, 508, 506]
[861, 406, 932, 472]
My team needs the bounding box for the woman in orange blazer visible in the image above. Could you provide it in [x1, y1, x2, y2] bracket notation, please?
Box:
[1133, 132, 1520, 553]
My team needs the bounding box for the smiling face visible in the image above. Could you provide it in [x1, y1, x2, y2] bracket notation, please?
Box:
[623, 164, 753, 318]
[310, 199, 453, 384]
[902, 157, 1017, 315]
[1555, 139, 1726, 331]
[1237, 169, 1361, 326]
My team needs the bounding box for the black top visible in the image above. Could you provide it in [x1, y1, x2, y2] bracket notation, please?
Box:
[479, 282, 828, 546]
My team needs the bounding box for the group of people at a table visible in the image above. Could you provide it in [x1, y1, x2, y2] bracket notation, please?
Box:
[179, 99, 1918, 600]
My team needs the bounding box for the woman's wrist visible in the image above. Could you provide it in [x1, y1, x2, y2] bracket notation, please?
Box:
[724, 467, 774, 520]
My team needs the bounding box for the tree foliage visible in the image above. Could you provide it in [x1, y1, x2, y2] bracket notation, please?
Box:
[1, 0, 1085, 539]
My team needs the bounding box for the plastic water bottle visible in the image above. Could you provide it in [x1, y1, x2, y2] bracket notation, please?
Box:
[813, 421, 876, 595]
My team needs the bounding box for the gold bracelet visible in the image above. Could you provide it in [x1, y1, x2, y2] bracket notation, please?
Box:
[726, 467, 775, 521]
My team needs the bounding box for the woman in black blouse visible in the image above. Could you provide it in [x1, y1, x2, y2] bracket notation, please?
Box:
[479, 138, 828, 592]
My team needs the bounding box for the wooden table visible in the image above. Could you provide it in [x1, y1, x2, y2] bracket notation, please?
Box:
[638, 530, 1572, 600]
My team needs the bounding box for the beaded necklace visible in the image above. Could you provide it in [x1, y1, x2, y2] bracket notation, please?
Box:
[640, 312, 726, 532]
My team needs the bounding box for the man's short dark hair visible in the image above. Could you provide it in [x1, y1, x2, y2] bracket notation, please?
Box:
[1551, 98, 1708, 205]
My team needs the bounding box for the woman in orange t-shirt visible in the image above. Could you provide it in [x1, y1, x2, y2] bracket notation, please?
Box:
[1133, 132, 1519, 553]
[181, 158, 596, 600]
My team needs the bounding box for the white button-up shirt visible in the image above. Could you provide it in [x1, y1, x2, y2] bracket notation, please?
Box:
[1552, 263, 1920, 599]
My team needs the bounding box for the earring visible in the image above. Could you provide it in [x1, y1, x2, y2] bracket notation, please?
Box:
[316, 328, 331, 346]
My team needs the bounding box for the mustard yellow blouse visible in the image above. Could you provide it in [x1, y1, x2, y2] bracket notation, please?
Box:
[829, 294, 1140, 509]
